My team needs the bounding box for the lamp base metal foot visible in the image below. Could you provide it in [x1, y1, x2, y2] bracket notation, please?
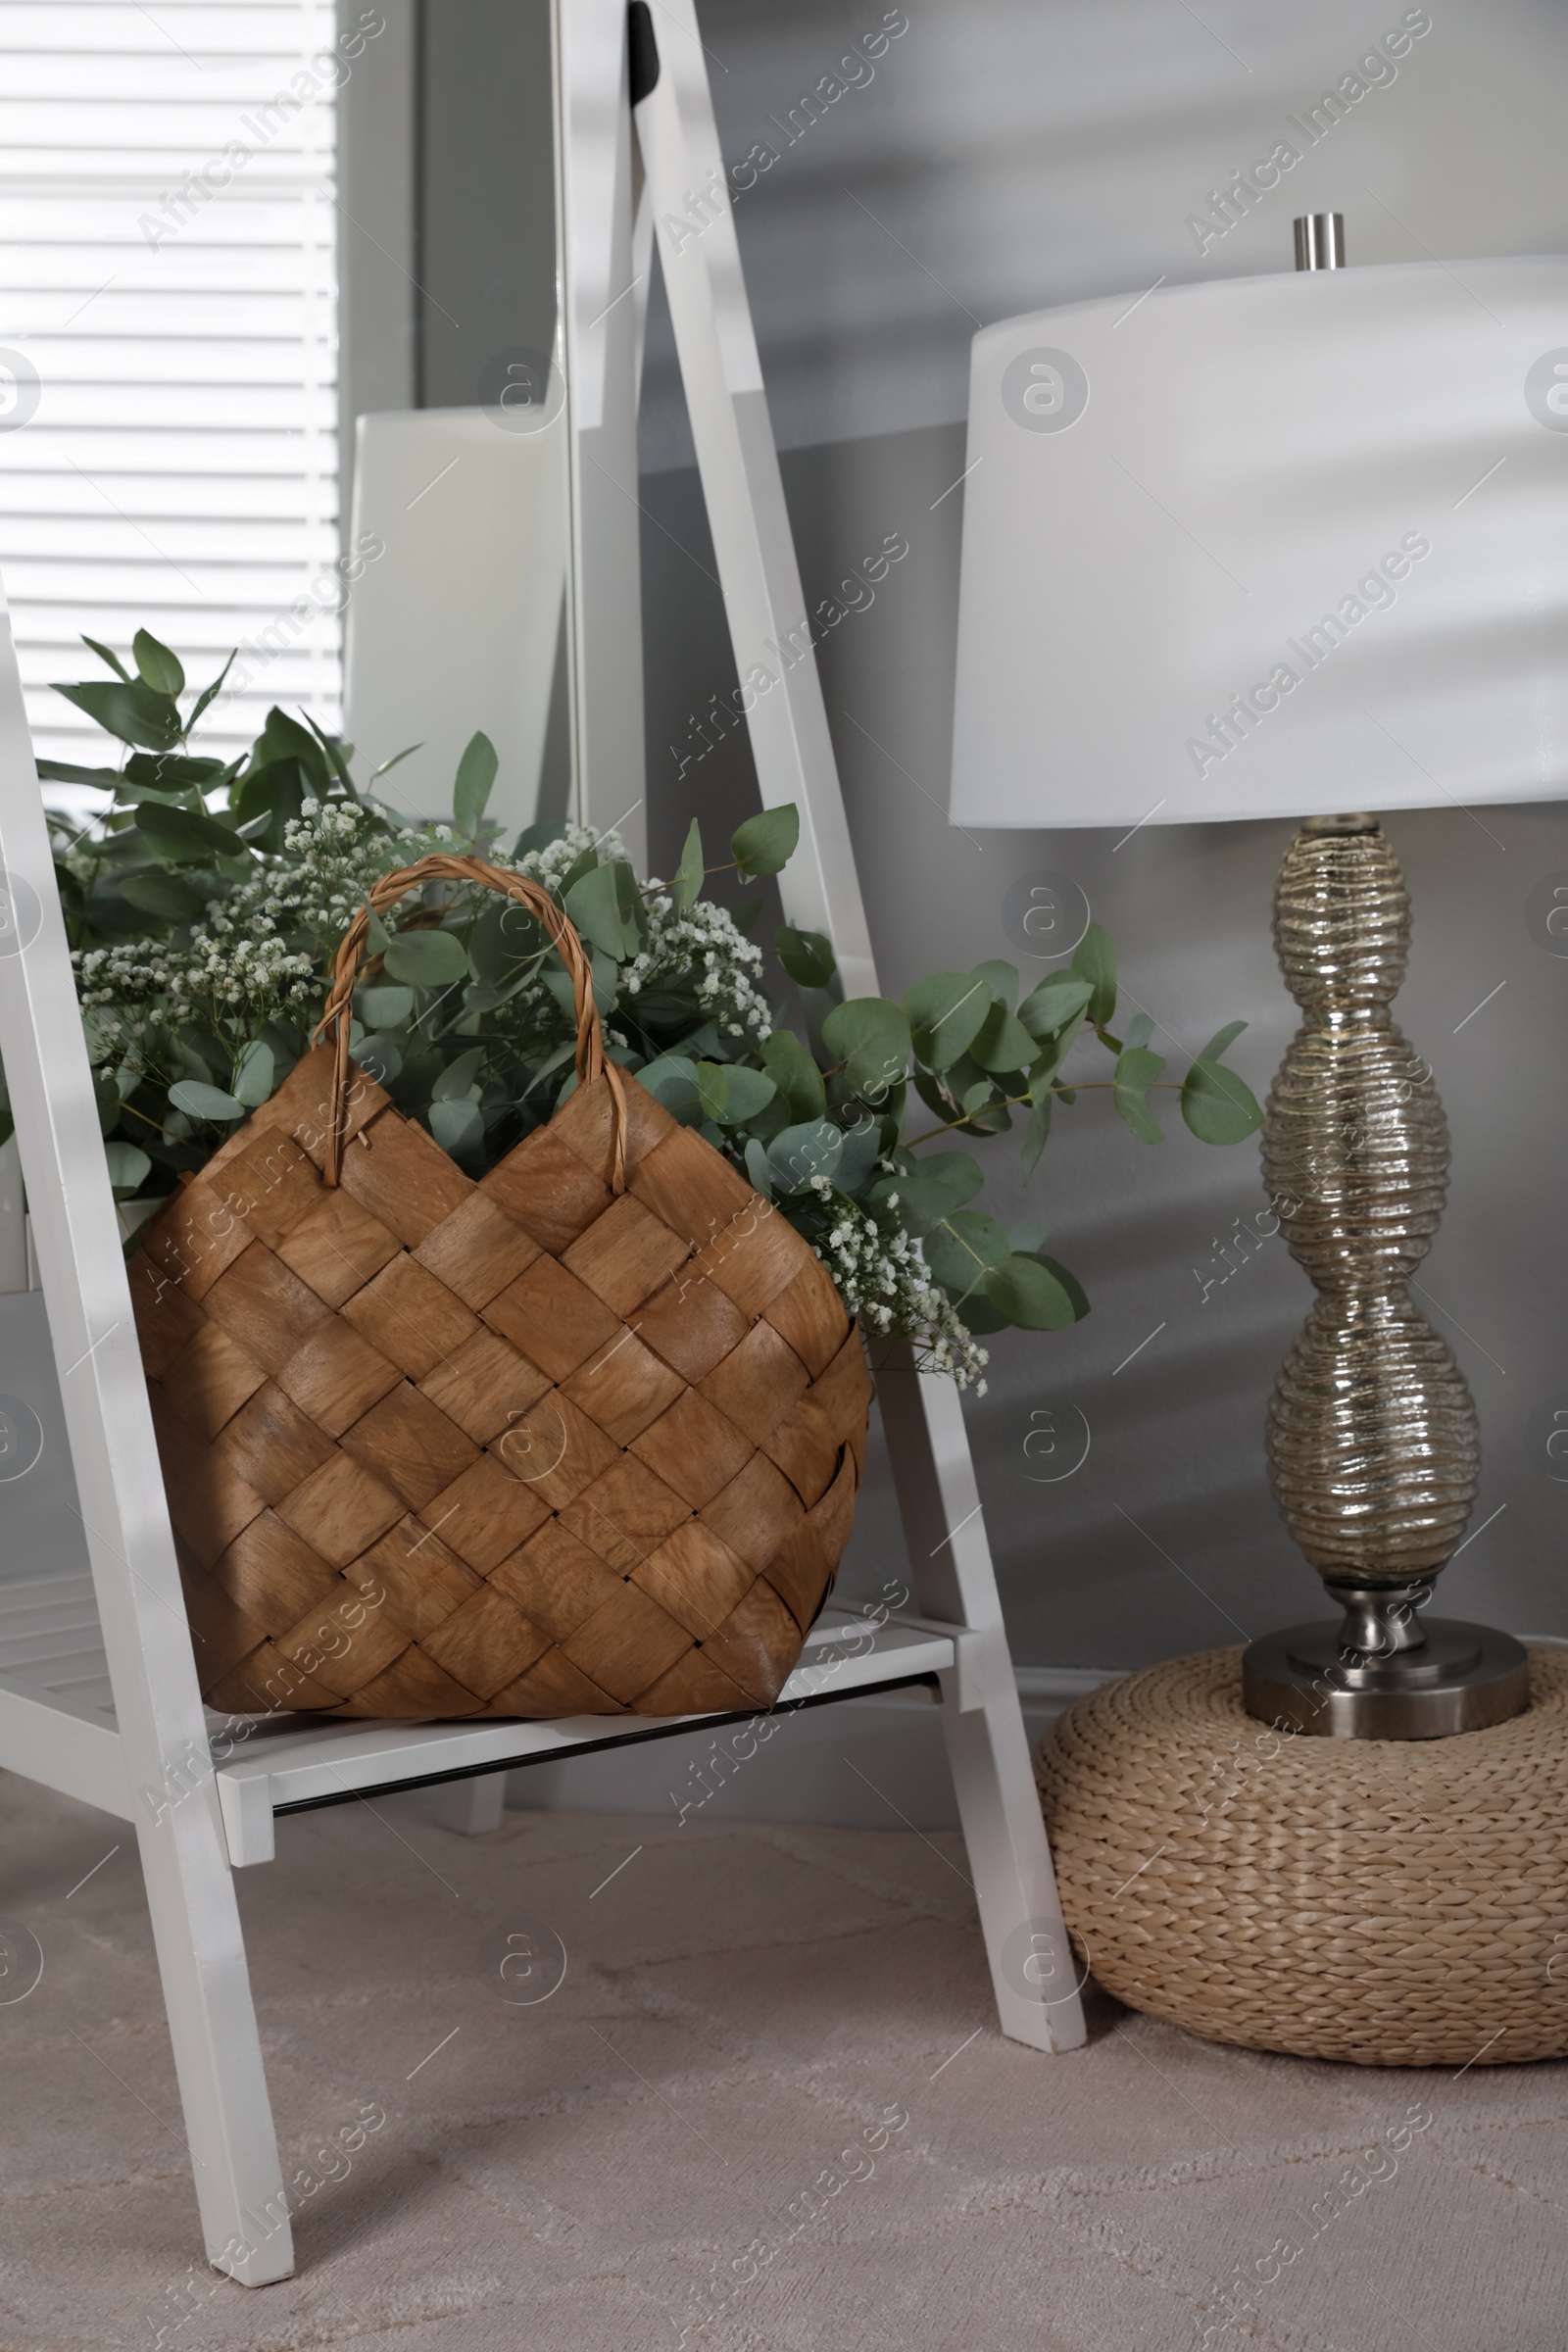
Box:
[1242, 1618, 1530, 1740]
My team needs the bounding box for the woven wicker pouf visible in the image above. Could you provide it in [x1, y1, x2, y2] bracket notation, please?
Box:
[1035, 1645, 1568, 2067]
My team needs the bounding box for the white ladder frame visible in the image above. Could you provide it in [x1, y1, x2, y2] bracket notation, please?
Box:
[0, 0, 1083, 2291]
[603, 0, 1084, 2047]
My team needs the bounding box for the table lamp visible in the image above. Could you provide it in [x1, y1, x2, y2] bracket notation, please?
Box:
[950, 220, 1568, 1737]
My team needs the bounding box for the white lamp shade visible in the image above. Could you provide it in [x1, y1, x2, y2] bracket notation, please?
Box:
[344, 407, 568, 831]
[950, 257, 1568, 828]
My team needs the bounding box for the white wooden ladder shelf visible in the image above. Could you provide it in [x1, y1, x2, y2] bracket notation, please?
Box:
[0, 1, 1084, 2288]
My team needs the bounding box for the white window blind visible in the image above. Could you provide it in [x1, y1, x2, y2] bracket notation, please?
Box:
[0, 0, 346, 774]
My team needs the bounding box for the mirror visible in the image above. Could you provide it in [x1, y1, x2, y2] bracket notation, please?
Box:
[339, 0, 576, 840]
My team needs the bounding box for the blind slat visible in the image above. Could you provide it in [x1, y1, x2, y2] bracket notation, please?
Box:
[0, 0, 342, 767]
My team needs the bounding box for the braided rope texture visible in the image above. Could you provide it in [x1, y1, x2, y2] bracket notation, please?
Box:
[1036, 1648, 1568, 2067]
[131, 1047, 871, 1719]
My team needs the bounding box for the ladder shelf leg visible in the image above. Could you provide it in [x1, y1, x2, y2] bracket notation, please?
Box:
[882, 1352, 1088, 2055]
[138, 1789, 297, 2283]
[626, 5, 1085, 2055]
[0, 595, 295, 2278]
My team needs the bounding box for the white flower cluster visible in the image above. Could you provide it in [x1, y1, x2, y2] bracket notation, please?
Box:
[74, 798, 402, 1047]
[67, 795, 995, 1375]
[622, 884, 773, 1042]
[808, 1181, 989, 1391]
[74, 810, 771, 1059]
[516, 824, 622, 893]
[481, 830, 771, 1047]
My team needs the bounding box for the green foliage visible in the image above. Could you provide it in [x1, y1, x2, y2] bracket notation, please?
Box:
[1071, 921, 1117, 1032]
[820, 997, 909, 1105]
[775, 924, 836, 990]
[1113, 1018, 1167, 1145]
[672, 817, 704, 912]
[564, 861, 634, 959]
[1181, 1022, 1262, 1144]
[731, 803, 799, 878]
[132, 630, 185, 698]
[82, 635, 131, 683]
[969, 999, 1039, 1076]
[638, 1054, 704, 1123]
[359, 984, 413, 1028]
[760, 1028, 825, 1122]
[134, 802, 247, 866]
[868, 1150, 980, 1237]
[904, 972, 991, 1070]
[104, 1141, 151, 1196]
[382, 928, 469, 987]
[982, 1251, 1080, 1330]
[452, 731, 498, 842]
[1017, 973, 1092, 1038]
[1019, 1096, 1051, 1182]
[119, 872, 209, 923]
[696, 1061, 776, 1127]
[232, 1040, 274, 1107]
[428, 1097, 484, 1159]
[920, 1206, 1010, 1296]
[168, 1078, 245, 1121]
[42, 632, 1266, 1366]
[53, 679, 183, 753]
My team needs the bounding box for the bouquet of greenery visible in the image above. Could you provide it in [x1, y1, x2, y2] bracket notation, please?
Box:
[24, 630, 1263, 1388]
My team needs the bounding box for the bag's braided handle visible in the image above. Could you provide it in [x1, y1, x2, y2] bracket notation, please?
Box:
[312, 854, 627, 1191]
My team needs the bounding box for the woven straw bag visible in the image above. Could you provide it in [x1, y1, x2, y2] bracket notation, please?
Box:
[130, 856, 871, 1720]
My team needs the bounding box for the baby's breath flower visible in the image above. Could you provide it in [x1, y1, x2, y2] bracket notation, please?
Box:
[804, 1190, 988, 1390]
[67, 792, 992, 1380]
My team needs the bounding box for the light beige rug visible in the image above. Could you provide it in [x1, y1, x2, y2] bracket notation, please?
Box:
[1, 1768, 1564, 2351]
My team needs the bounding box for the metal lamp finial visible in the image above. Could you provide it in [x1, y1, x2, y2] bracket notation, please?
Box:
[1295, 213, 1346, 270]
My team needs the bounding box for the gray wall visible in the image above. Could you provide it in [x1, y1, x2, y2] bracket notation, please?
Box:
[21, 6, 1549, 1680]
[415, 0, 559, 407]
[635, 0, 1568, 1668]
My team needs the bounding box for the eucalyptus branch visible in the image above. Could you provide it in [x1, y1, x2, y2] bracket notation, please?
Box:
[904, 1079, 1189, 1148]
[47, 631, 1264, 1385]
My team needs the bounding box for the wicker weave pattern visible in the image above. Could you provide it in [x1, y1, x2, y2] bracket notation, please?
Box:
[1036, 1647, 1568, 2068]
[133, 1044, 870, 1720]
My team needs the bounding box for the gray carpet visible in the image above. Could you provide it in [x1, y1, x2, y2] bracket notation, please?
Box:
[1, 1768, 1565, 2351]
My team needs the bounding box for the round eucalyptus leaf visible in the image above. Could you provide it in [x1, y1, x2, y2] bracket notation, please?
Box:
[767, 1118, 843, 1191]
[921, 1207, 1010, 1297]
[983, 1253, 1079, 1330]
[834, 1119, 882, 1196]
[232, 1040, 274, 1108]
[168, 1078, 245, 1122]
[1181, 1058, 1263, 1145]
[637, 1054, 703, 1125]
[383, 928, 470, 987]
[358, 984, 414, 1028]
[696, 1061, 776, 1127]
[904, 971, 992, 1071]
[433, 1045, 486, 1102]
[103, 1142, 151, 1196]
[428, 1097, 485, 1156]
[820, 997, 909, 1105]
[730, 803, 798, 877]
[869, 1150, 982, 1238]
[775, 925, 836, 990]
[357, 1036, 403, 1085]
[760, 1028, 825, 1121]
